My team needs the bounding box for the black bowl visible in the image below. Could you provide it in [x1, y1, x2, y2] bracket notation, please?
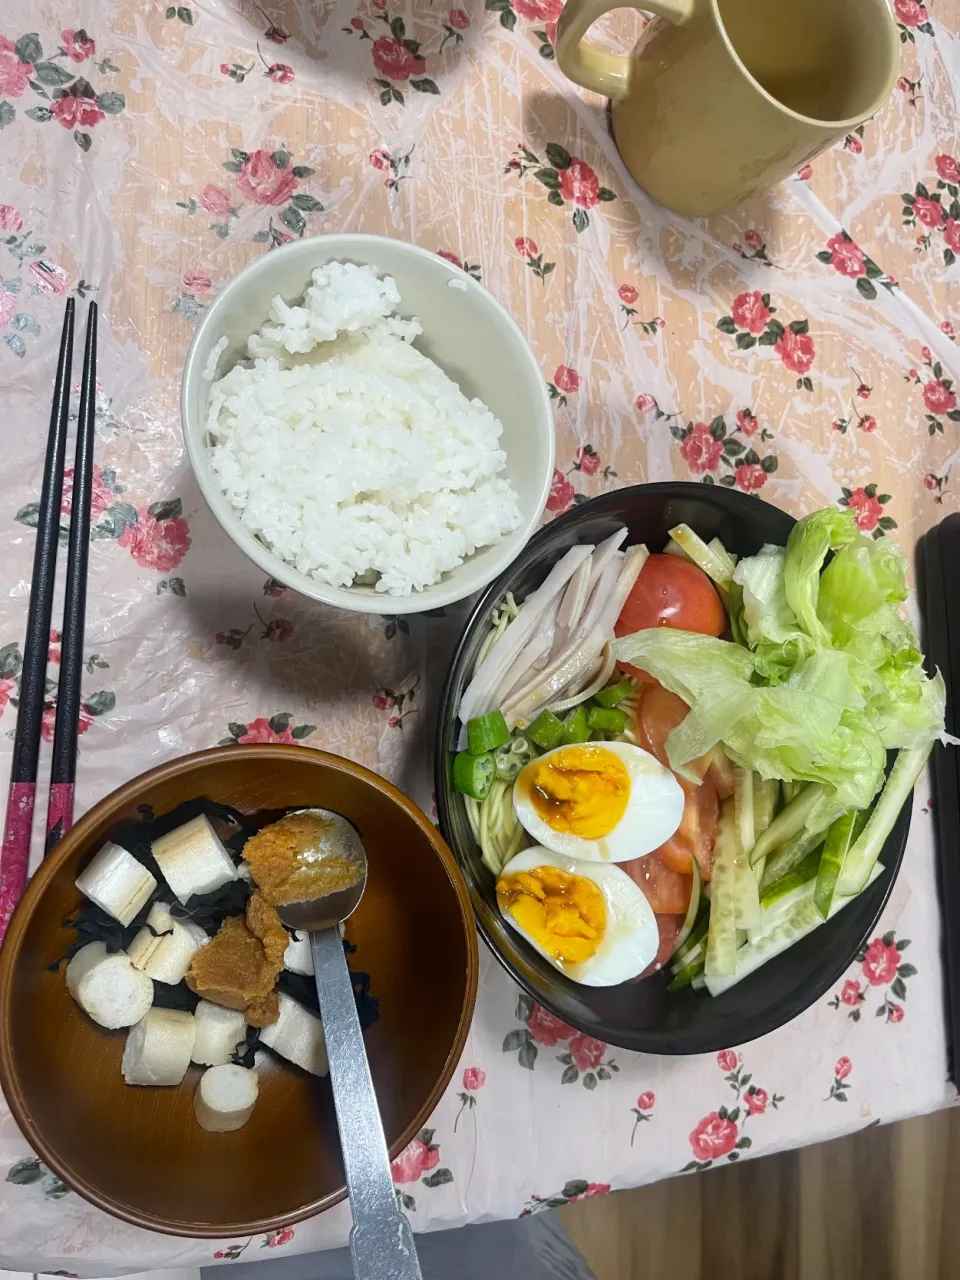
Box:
[435, 483, 911, 1054]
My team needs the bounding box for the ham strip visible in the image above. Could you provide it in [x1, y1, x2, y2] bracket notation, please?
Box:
[457, 544, 594, 724]
[502, 545, 649, 726]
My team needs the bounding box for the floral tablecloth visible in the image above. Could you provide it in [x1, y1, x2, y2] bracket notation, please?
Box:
[1, 0, 959, 1271]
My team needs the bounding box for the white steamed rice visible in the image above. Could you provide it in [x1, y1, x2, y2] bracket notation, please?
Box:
[205, 262, 522, 596]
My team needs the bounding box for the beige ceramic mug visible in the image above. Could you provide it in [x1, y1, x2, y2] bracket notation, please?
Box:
[555, 0, 900, 217]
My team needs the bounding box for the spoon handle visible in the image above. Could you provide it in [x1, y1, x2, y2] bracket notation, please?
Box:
[310, 927, 423, 1280]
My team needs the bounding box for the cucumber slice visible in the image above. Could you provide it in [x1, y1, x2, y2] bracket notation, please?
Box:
[704, 797, 739, 979]
[813, 810, 867, 920]
[704, 864, 884, 997]
[836, 744, 932, 897]
[667, 523, 735, 589]
[749, 784, 823, 866]
[759, 829, 824, 890]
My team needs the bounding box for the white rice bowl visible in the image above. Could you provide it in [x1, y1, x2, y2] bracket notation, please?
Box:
[204, 262, 522, 597]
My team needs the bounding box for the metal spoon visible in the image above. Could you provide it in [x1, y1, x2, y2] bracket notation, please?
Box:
[275, 808, 423, 1280]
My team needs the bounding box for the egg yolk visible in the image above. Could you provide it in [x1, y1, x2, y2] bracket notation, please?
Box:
[497, 865, 607, 964]
[526, 745, 630, 839]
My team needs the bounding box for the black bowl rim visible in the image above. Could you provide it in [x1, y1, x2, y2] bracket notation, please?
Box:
[435, 482, 909, 1055]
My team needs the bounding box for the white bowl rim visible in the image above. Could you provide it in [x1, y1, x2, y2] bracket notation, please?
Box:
[180, 233, 555, 615]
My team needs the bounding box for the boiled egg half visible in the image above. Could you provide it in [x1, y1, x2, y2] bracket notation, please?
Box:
[512, 741, 684, 863]
[496, 847, 658, 986]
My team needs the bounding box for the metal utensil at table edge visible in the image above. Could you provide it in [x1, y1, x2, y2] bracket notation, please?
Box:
[275, 809, 423, 1280]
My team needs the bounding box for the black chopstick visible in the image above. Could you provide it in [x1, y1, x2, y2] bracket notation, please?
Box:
[919, 515, 960, 1084]
[45, 302, 98, 853]
[0, 299, 75, 940]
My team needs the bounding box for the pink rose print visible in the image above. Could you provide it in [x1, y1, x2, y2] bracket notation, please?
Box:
[914, 195, 944, 228]
[369, 149, 390, 170]
[862, 936, 900, 985]
[846, 487, 883, 533]
[49, 629, 60, 664]
[52, 95, 105, 131]
[371, 35, 426, 81]
[859, 414, 877, 433]
[735, 463, 767, 493]
[0, 289, 16, 329]
[894, 0, 927, 25]
[61, 463, 113, 518]
[797, 163, 813, 180]
[574, 445, 599, 476]
[236, 150, 299, 206]
[29, 261, 69, 295]
[576, 1183, 611, 1199]
[449, 8, 471, 27]
[637, 1092, 655, 1110]
[635, 393, 657, 412]
[0, 677, 17, 715]
[119, 509, 192, 572]
[744, 1087, 768, 1116]
[183, 270, 211, 292]
[437, 250, 462, 268]
[513, 0, 563, 20]
[937, 154, 960, 184]
[681, 422, 723, 475]
[845, 134, 863, 154]
[515, 236, 538, 257]
[373, 690, 397, 710]
[526, 1002, 575, 1046]
[736, 408, 758, 436]
[265, 23, 289, 42]
[268, 63, 294, 83]
[546, 470, 574, 513]
[776, 327, 815, 376]
[264, 618, 294, 642]
[0, 205, 23, 233]
[568, 1034, 605, 1072]
[237, 716, 295, 745]
[266, 1228, 295, 1248]
[618, 283, 639, 304]
[463, 1067, 485, 1090]
[731, 291, 772, 335]
[834, 1056, 851, 1080]
[717, 1049, 738, 1072]
[0, 49, 32, 98]
[944, 221, 960, 255]
[42, 704, 94, 743]
[61, 28, 95, 61]
[689, 1112, 738, 1161]
[943, 321, 956, 337]
[744, 229, 763, 251]
[199, 184, 232, 215]
[559, 158, 600, 209]
[924, 379, 957, 414]
[391, 1136, 440, 1184]
[826, 233, 866, 278]
[888, 1002, 905, 1023]
[554, 365, 581, 394]
[841, 979, 862, 1006]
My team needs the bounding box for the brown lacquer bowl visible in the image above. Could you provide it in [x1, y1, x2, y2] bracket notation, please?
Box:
[0, 746, 477, 1236]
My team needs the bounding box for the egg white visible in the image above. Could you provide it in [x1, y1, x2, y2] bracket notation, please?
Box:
[512, 740, 684, 863]
[497, 847, 659, 986]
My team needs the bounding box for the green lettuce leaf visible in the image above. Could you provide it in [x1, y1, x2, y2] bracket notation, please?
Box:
[783, 508, 858, 646]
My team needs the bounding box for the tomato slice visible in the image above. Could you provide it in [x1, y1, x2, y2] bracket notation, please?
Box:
[655, 775, 719, 881]
[616, 554, 726, 639]
[622, 853, 692, 915]
[635, 681, 709, 780]
[635, 913, 682, 980]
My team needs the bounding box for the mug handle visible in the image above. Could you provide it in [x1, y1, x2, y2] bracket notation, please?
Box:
[555, 0, 694, 101]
